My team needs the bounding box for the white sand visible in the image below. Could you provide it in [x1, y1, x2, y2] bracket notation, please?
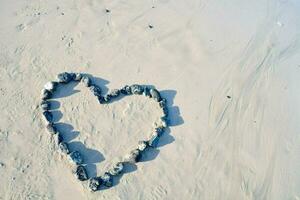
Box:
[1, 0, 300, 199]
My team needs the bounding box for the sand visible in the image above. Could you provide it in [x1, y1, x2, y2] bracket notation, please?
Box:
[1, 0, 300, 199]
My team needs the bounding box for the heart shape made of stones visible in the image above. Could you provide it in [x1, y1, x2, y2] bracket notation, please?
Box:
[40, 72, 169, 192]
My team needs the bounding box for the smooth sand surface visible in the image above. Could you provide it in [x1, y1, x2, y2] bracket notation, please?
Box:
[1, 0, 300, 199]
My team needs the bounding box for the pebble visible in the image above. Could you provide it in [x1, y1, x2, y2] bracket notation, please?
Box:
[46, 123, 56, 134]
[137, 141, 148, 151]
[159, 98, 167, 108]
[74, 165, 88, 181]
[147, 132, 160, 147]
[41, 89, 52, 100]
[143, 87, 151, 97]
[42, 111, 53, 122]
[130, 84, 144, 95]
[109, 162, 124, 176]
[57, 72, 73, 83]
[110, 89, 120, 98]
[89, 85, 101, 97]
[120, 85, 132, 95]
[155, 126, 165, 136]
[69, 151, 83, 165]
[40, 101, 51, 111]
[59, 142, 70, 154]
[81, 76, 92, 87]
[73, 73, 82, 81]
[89, 177, 102, 192]
[101, 172, 113, 187]
[44, 81, 57, 92]
[97, 96, 105, 104]
[124, 149, 142, 163]
[149, 88, 161, 102]
[160, 116, 168, 127]
[54, 132, 63, 145]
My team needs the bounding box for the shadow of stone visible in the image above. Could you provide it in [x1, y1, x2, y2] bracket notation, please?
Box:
[85, 163, 97, 178]
[48, 100, 60, 110]
[160, 90, 184, 127]
[140, 148, 160, 162]
[68, 141, 105, 165]
[55, 122, 79, 142]
[52, 81, 80, 99]
[51, 110, 63, 122]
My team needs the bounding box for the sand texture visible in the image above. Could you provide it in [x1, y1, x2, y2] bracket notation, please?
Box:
[1, 0, 300, 199]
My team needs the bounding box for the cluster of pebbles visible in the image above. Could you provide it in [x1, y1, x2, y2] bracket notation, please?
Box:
[40, 72, 169, 192]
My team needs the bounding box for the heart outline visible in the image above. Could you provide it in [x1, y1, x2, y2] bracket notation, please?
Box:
[40, 72, 182, 192]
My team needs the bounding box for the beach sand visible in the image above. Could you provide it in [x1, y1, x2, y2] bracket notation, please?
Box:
[1, 0, 300, 199]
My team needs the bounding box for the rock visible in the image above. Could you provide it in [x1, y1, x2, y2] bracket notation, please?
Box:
[130, 84, 144, 95]
[101, 172, 113, 187]
[42, 111, 53, 122]
[41, 89, 52, 100]
[124, 149, 142, 163]
[69, 151, 83, 165]
[44, 81, 58, 92]
[54, 132, 63, 144]
[143, 87, 151, 97]
[162, 107, 168, 117]
[155, 126, 165, 136]
[137, 141, 148, 151]
[160, 116, 168, 128]
[120, 85, 132, 95]
[40, 101, 51, 111]
[110, 89, 120, 98]
[89, 85, 101, 97]
[81, 76, 92, 87]
[103, 95, 111, 102]
[74, 165, 88, 181]
[89, 177, 102, 192]
[46, 123, 56, 134]
[59, 142, 70, 154]
[73, 73, 82, 81]
[159, 98, 167, 108]
[97, 96, 105, 104]
[147, 132, 160, 147]
[57, 72, 73, 83]
[109, 162, 124, 176]
[149, 88, 161, 102]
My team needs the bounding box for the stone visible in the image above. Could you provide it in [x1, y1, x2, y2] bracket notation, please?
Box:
[103, 95, 111, 102]
[97, 96, 105, 104]
[143, 87, 151, 97]
[109, 162, 124, 176]
[69, 151, 83, 165]
[149, 88, 161, 102]
[137, 141, 148, 151]
[40, 101, 51, 111]
[124, 149, 142, 163]
[120, 85, 132, 95]
[110, 89, 120, 98]
[147, 132, 160, 147]
[160, 116, 168, 128]
[101, 172, 113, 187]
[73, 73, 82, 81]
[155, 126, 165, 136]
[54, 132, 63, 144]
[159, 98, 167, 108]
[74, 165, 88, 181]
[130, 84, 144, 95]
[89, 85, 101, 97]
[46, 123, 56, 134]
[41, 89, 51, 100]
[57, 72, 73, 83]
[44, 81, 58, 92]
[89, 177, 102, 192]
[59, 142, 70, 154]
[42, 111, 53, 122]
[81, 76, 92, 87]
